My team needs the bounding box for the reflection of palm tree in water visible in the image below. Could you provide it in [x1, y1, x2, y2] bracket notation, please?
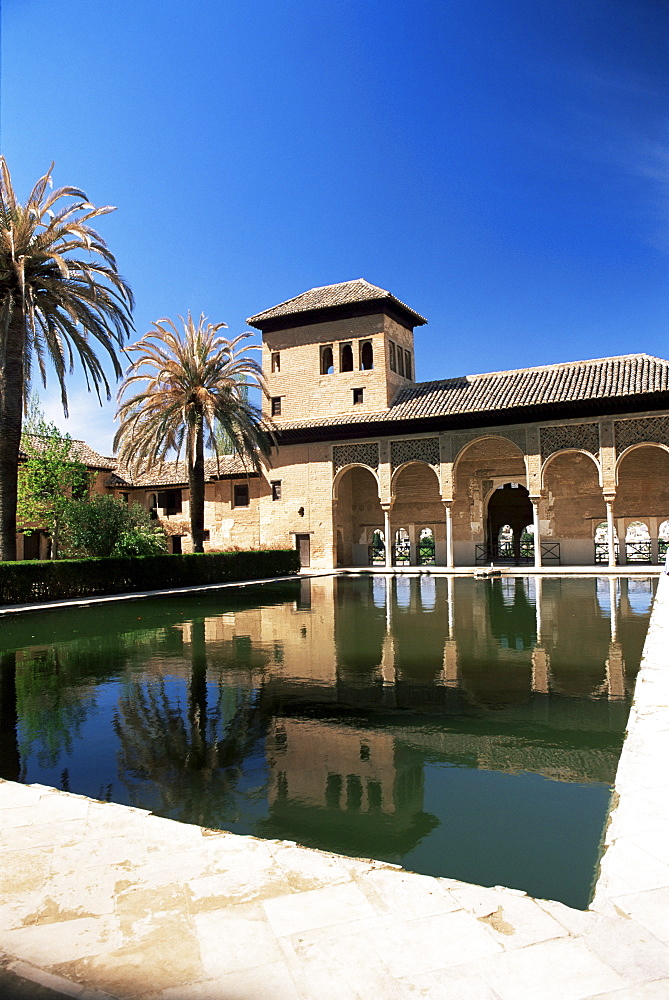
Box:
[0, 652, 20, 781]
[113, 620, 273, 829]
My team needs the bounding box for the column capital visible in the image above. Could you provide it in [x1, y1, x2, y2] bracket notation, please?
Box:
[603, 492, 616, 505]
[380, 500, 394, 512]
[441, 497, 454, 508]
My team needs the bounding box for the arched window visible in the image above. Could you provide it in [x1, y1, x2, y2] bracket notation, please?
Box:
[418, 527, 435, 565]
[321, 345, 334, 374]
[520, 523, 534, 560]
[360, 341, 373, 370]
[594, 521, 618, 563]
[625, 521, 651, 563]
[497, 524, 513, 560]
[394, 527, 410, 565]
[369, 528, 385, 565]
[340, 343, 354, 372]
[659, 519, 669, 561]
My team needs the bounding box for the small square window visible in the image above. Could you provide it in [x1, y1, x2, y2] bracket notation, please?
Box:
[353, 388, 364, 405]
[271, 480, 282, 501]
[271, 396, 282, 416]
[271, 352, 280, 373]
[233, 483, 250, 507]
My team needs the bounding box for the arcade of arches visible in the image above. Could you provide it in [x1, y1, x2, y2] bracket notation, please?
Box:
[331, 428, 669, 568]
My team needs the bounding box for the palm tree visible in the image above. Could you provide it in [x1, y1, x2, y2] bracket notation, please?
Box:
[0, 158, 134, 560]
[114, 314, 273, 553]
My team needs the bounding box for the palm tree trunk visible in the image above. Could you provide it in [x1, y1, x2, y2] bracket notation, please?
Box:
[189, 414, 205, 553]
[0, 312, 26, 562]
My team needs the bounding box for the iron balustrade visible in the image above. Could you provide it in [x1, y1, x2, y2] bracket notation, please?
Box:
[475, 541, 561, 566]
[595, 541, 619, 564]
[625, 540, 652, 563]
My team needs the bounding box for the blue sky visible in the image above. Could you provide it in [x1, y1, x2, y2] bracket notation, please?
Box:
[3, 0, 668, 454]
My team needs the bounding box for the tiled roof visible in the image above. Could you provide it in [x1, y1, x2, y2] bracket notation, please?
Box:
[274, 354, 669, 432]
[110, 456, 259, 489]
[19, 435, 115, 470]
[247, 279, 428, 327]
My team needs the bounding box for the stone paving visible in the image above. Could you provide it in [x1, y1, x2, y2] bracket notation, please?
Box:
[1, 572, 668, 999]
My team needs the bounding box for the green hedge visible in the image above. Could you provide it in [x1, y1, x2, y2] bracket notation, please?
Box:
[0, 549, 300, 606]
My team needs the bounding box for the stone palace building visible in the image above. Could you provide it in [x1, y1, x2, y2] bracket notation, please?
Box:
[17, 279, 669, 569]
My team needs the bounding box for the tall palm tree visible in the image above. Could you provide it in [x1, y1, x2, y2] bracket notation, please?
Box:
[0, 158, 134, 560]
[114, 314, 273, 553]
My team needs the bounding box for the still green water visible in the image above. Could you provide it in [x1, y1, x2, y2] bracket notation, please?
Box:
[0, 574, 655, 908]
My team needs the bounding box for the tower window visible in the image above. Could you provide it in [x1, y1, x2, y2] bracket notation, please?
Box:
[271, 352, 280, 372]
[396, 348, 405, 377]
[271, 480, 282, 501]
[271, 396, 282, 416]
[321, 345, 334, 374]
[360, 341, 373, 370]
[353, 388, 364, 405]
[233, 483, 250, 507]
[404, 350, 412, 380]
[389, 341, 396, 373]
[340, 343, 354, 372]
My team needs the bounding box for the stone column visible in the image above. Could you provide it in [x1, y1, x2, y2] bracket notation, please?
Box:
[606, 641, 625, 700]
[442, 639, 459, 688]
[531, 647, 551, 694]
[447, 574, 455, 635]
[443, 499, 454, 568]
[382, 505, 392, 568]
[609, 577, 618, 641]
[604, 494, 616, 568]
[530, 495, 542, 568]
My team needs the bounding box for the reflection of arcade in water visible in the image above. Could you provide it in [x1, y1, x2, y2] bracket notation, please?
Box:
[253, 574, 651, 859]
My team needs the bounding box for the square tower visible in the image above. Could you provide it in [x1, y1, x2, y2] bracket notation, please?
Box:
[247, 279, 427, 423]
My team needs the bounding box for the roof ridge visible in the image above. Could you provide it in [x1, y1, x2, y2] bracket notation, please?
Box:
[464, 353, 663, 382]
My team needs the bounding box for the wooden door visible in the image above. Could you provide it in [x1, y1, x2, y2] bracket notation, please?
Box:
[296, 534, 311, 568]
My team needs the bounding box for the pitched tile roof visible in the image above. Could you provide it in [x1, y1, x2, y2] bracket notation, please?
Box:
[19, 435, 115, 470]
[109, 456, 259, 489]
[247, 279, 428, 328]
[274, 354, 669, 432]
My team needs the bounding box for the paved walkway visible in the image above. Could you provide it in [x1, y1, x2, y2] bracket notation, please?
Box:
[1, 574, 668, 999]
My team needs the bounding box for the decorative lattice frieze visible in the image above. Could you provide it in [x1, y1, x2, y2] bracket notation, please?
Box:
[540, 423, 599, 463]
[614, 415, 669, 453]
[451, 428, 527, 462]
[332, 442, 379, 474]
[391, 437, 440, 471]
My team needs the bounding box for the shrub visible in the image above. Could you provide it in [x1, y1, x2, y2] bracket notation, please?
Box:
[63, 496, 168, 557]
[0, 549, 300, 606]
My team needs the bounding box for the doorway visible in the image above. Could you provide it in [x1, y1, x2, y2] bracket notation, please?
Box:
[487, 483, 533, 563]
[296, 534, 311, 568]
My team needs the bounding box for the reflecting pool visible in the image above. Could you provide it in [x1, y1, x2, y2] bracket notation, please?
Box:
[0, 574, 655, 908]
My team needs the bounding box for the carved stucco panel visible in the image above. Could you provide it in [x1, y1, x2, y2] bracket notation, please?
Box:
[391, 437, 440, 471]
[614, 416, 669, 453]
[540, 423, 600, 463]
[451, 428, 527, 463]
[332, 442, 379, 474]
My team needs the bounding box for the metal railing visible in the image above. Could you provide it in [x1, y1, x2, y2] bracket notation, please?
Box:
[475, 541, 560, 566]
[625, 541, 652, 563]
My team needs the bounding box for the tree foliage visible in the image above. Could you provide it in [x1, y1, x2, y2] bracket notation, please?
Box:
[63, 495, 167, 558]
[0, 158, 133, 560]
[17, 410, 89, 559]
[114, 313, 273, 553]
